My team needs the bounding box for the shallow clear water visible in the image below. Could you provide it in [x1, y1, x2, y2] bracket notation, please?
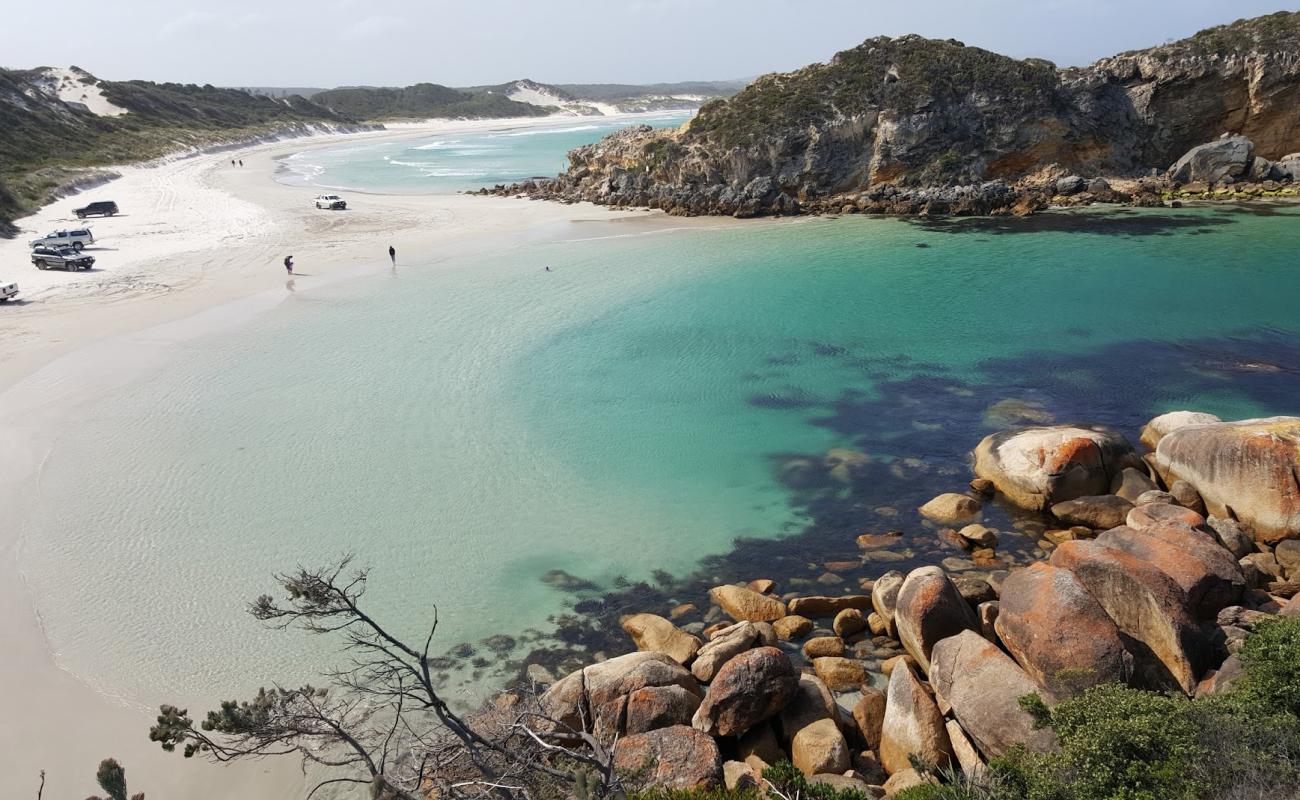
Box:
[19, 202, 1300, 710]
[276, 113, 691, 194]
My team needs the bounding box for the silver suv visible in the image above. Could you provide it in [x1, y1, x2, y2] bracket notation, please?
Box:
[30, 228, 94, 251]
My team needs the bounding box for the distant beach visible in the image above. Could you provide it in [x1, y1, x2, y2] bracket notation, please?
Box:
[0, 111, 714, 800]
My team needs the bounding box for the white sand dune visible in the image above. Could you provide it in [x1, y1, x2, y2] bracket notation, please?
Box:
[37, 67, 129, 117]
[0, 112, 717, 800]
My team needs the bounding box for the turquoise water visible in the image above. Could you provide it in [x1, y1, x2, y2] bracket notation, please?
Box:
[18, 203, 1300, 710]
[276, 113, 691, 194]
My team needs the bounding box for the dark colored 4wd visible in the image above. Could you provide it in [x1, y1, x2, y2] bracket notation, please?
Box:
[75, 201, 119, 219]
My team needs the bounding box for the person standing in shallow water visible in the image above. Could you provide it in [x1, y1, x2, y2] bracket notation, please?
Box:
[283, 255, 294, 275]
[389, 245, 396, 265]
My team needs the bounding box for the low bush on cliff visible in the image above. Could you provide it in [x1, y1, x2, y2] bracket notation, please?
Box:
[687, 36, 1058, 150]
[899, 616, 1300, 800]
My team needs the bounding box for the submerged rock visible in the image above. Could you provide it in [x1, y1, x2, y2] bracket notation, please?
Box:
[919, 493, 983, 525]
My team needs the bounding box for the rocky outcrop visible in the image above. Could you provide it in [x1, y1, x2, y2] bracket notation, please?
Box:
[541, 651, 701, 737]
[614, 726, 723, 789]
[1095, 525, 1246, 619]
[895, 566, 981, 674]
[995, 562, 1134, 699]
[930, 631, 1058, 758]
[973, 426, 1140, 511]
[1050, 540, 1206, 694]
[1167, 136, 1254, 183]
[493, 13, 1300, 218]
[621, 613, 702, 666]
[710, 584, 789, 622]
[791, 718, 851, 777]
[880, 662, 953, 775]
[626, 685, 702, 734]
[692, 647, 798, 737]
[1153, 416, 1300, 544]
[692, 621, 766, 682]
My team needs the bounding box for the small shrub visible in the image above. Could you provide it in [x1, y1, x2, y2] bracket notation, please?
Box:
[1237, 616, 1300, 716]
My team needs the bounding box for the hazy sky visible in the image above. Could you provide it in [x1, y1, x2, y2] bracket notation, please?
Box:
[3, 0, 1298, 88]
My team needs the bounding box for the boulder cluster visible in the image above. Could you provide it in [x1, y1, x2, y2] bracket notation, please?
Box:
[531, 413, 1300, 797]
[1164, 134, 1300, 198]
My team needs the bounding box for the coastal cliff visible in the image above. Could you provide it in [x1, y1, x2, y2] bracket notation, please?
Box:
[495, 12, 1300, 216]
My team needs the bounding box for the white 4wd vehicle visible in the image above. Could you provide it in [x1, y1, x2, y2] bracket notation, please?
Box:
[0, 281, 18, 302]
[314, 194, 347, 210]
[30, 228, 94, 251]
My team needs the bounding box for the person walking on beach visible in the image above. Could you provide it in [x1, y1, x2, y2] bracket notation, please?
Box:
[389, 245, 396, 265]
[239, 159, 244, 167]
[283, 255, 294, 275]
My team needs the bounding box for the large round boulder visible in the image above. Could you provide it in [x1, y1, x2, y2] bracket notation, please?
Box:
[614, 725, 723, 789]
[625, 685, 702, 735]
[1139, 411, 1222, 451]
[1167, 136, 1254, 184]
[895, 566, 980, 673]
[1153, 417, 1300, 544]
[995, 562, 1133, 699]
[929, 631, 1058, 758]
[541, 651, 701, 737]
[1050, 540, 1207, 695]
[879, 662, 953, 776]
[1095, 525, 1245, 619]
[692, 646, 798, 737]
[973, 426, 1140, 511]
[791, 717, 851, 777]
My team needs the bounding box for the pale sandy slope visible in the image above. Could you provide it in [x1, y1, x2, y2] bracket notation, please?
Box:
[0, 114, 719, 800]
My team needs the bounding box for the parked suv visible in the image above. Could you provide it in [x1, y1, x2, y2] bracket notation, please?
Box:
[74, 200, 119, 218]
[29, 228, 94, 251]
[0, 281, 17, 302]
[315, 194, 347, 210]
[32, 245, 95, 271]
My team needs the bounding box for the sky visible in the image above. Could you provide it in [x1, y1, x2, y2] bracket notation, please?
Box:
[3, 0, 1298, 88]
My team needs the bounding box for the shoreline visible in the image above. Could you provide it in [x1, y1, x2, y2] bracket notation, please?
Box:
[3, 113, 1297, 799]
[0, 112, 725, 800]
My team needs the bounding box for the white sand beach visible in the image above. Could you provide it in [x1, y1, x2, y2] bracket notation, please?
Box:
[0, 113, 699, 800]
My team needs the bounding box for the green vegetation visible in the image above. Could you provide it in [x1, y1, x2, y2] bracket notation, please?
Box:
[87, 757, 144, 800]
[1167, 11, 1300, 59]
[629, 761, 868, 800]
[686, 36, 1058, 149]
[896, 616, 1300, 800]
[312, 82, 550, 120]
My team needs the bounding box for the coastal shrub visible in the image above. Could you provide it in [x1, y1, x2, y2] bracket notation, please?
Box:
[761, 760, 870, 800]
[1236, 615, 1300, 715]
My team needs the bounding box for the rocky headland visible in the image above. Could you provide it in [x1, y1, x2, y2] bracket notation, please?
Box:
[500, 412, 1300, 797]
[484, 12, 1300, 217]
